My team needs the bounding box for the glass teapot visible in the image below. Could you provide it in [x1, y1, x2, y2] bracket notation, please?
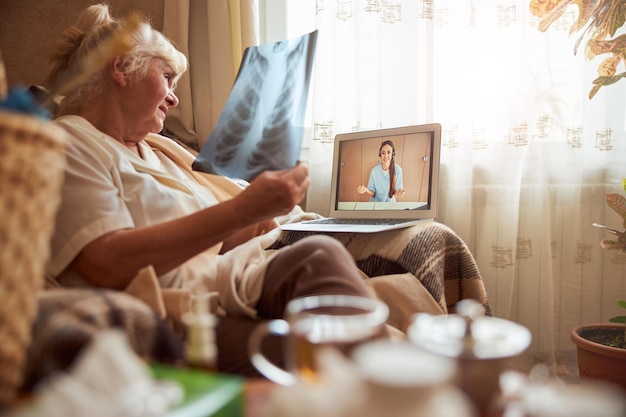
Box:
[407, 299, 532, 417]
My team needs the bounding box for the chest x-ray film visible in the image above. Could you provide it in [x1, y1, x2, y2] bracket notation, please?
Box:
[192, 31, 318, 182]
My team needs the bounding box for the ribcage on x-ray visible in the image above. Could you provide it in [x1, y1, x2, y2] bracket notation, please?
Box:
[214, 86, 262, 167]
[213, 49, 268, 169]
[246, 40, 306, 177]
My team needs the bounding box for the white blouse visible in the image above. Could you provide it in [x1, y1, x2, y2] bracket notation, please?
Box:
[47, 116, 277, 317]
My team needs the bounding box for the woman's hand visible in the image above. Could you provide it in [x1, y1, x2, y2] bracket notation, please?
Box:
[394, 188, 406, 198]
[357, 185, 374, 197]
[220, 165, 305, 253]
[236, 162, 310, 222]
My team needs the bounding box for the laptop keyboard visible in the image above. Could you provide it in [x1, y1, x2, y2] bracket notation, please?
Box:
[308, 218, 413, 225]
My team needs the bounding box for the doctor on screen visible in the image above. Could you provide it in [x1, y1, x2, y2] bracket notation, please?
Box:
[357, 140, 405, 202]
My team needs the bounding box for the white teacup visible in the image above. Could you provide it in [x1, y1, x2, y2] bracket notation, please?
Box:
[351, 340, 475, 417]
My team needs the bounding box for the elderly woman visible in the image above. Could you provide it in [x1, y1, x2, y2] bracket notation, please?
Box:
[45, 4, 374, 375]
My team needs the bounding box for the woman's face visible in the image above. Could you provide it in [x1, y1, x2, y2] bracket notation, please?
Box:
[122, 58, 179, 139]
[380, 144, 394, 166]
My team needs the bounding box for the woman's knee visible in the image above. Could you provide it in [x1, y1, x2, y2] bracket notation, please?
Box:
[287, 234, 349, 261]
[280, 235, 361, 281]
[258, 235, 370, 317]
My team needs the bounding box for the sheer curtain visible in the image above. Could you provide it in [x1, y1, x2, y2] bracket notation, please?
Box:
[163, 0, 626, 366]
[280, 0, 626, 364]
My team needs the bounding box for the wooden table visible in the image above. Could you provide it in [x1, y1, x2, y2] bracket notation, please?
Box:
[244, 379, 277, 417]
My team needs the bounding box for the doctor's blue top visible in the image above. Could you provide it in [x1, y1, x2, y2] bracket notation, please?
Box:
[367, 163, 403, 202]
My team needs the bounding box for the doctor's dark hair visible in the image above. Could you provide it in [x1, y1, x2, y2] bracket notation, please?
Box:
[378, 140, 396, 199]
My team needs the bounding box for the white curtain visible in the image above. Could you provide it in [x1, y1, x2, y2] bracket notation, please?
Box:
[164, 0, 626, 369]
[292, 0, 626, 365]
[162, 0, 259, 151]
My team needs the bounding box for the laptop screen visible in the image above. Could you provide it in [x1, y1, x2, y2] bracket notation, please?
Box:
[329, 123, 441, 220]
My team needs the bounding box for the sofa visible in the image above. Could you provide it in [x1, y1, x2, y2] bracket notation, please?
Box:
[0, 105, 489, 404]
[19, 212, 489, 388]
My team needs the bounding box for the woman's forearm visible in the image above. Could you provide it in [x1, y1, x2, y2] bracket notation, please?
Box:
[70, 165, 308, 289]
[70, 197, 263, 289]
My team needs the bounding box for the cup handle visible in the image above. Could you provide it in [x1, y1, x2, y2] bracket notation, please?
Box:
[248, 319, 297, 386]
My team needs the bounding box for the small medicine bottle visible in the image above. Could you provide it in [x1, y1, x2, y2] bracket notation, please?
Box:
[183, 299, 218, 372]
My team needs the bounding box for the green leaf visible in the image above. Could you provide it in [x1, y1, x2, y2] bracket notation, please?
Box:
[589, 84, 601, 99]
[592, 71, 626, 85]
[609, 315, 626, 323]
[618, 300, 626, 309]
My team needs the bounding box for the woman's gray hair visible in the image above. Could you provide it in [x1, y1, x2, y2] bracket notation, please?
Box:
[48, 3, 187, 116]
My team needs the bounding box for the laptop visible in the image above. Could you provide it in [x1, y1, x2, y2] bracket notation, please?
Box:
[280, 123, 442, 233]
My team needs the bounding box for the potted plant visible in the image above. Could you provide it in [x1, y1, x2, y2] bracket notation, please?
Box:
[570, 189, 626, 391]
[571, 302, 626, 391]
[529, 0, 626, 390]
[529, 0, 626, 99]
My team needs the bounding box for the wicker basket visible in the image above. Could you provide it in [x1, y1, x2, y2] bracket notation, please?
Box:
[0, 110, 67, 404]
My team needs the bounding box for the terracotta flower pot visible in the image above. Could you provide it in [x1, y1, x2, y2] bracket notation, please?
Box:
[571, 324, 626, 392]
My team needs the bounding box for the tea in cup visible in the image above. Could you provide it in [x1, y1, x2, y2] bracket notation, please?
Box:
[248, 294, 389, 385]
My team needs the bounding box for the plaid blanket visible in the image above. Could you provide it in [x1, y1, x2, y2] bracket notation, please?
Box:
[269, 220, 490, 318]
[20, 289, 183, 392]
